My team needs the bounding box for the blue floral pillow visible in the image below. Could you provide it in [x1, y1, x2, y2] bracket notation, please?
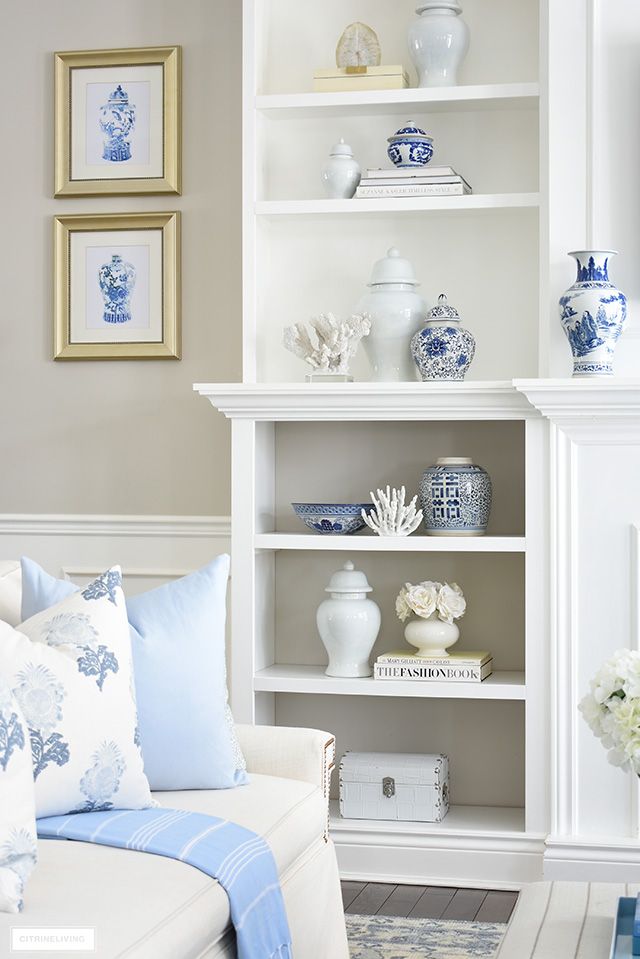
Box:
[21, 556, 247, 791]
[0, 676, 37, 913]
[0, 567, 153, 818]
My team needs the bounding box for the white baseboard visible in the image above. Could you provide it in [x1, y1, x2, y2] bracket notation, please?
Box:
[544, 835, 640, 881]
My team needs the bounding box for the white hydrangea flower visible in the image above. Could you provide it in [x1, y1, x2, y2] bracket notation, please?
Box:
[579, 649, 640, 776]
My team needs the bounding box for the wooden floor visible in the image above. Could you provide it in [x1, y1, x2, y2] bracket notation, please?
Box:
[342, 882, 518, 923]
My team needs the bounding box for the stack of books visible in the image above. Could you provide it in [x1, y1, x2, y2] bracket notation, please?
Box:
[374, 650, 493, 684]
[356, 166, 472, 199]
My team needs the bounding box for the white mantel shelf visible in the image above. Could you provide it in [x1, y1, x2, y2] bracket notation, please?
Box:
[194, 381, 536, 421]
[256, 82, 540, 120]
[515, 379, 640, 419]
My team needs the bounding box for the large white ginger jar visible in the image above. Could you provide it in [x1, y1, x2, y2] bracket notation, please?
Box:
[408, 1, 470, 88]
[316, 561, 381, 678]
[404, 613, 459, 658]
[321, 139, 361, 199]
[559, 250, 627, 376]
[357, 247, 427, 382]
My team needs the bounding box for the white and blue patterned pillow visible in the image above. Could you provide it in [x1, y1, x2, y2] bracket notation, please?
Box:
[0, 567, 153, 819]
[0, 676, 37, 913]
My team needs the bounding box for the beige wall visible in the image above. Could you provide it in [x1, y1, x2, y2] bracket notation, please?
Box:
[0, 0, 241, 514]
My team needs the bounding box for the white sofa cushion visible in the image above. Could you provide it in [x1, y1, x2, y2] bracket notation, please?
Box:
[2, 773, 327, 957]
[0, 562, 21, 628]
[0, 568, 153, 818]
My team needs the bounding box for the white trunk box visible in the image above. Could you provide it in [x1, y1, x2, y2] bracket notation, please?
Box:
[339, 752, 449, 823]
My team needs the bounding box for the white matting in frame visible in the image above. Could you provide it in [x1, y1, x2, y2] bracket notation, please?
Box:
[70, 65, 164, 182]
[69, 229, 163, 344]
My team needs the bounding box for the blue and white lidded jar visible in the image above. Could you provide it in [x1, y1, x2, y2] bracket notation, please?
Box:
[559, 250, 627, 376]
[419, 457, 492, 536]
[387, 121, 434, 168]
[98, 255, 136, 324]
[411, 294, 475, 380]
[99, 85, 136, 163]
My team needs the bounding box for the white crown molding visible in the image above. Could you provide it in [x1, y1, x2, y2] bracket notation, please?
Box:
[0, 515, 231, 538]
[195, 381, 537, 421]
[515, 379, 640, 418]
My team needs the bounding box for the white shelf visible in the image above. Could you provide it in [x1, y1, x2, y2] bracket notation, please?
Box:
[329, 800, 526, 838]
[254, 664, 526, 700]
[255, 193, 540, 217]
[255, 83, 540, 120]
[255, 533, 526, 552]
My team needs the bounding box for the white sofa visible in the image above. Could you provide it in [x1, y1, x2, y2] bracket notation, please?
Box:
[2, 723, 350, 959]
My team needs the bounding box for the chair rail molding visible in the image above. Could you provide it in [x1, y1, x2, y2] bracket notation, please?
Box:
[516, 380, 640, 879]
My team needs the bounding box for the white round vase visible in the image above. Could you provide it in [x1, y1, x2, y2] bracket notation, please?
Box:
[408, 1, 470, 88]
[321, 139, 361, 199]
[316, 561, 381, 678]
[357, 247, 427, 382]
[404, 614, 459, 658]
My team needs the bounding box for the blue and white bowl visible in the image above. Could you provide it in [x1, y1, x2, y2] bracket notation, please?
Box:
[387, 121, 434, 168]
[292, 503, 374, 535]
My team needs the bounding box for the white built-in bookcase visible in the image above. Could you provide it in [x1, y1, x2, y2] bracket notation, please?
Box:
[196, 0, 592, 887]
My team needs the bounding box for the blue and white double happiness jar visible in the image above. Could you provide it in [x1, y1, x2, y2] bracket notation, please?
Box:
[559, 250, 627, 376]
[419, 457, 492, 536]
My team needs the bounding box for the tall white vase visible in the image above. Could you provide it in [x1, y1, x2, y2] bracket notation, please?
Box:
[408, 1, 470, 88]
[404, 614, 459, 658]
[357, 248, 427, 382]
[316, 561, 381, 678]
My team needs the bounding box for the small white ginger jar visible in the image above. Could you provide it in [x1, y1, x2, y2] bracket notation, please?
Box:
[357, 247, 427, 381]
[408, 1, 470, 88]
[316, 561, 381, 678]
[404, 613, 459, 658]
[321, 139, 361, 199]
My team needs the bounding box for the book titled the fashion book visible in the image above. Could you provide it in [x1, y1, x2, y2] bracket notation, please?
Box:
[374, 650, 493, 683]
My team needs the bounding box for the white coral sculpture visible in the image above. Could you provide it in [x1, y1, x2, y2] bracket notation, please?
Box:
[283, 312, 371, 375]
[361, 486, 423, 537]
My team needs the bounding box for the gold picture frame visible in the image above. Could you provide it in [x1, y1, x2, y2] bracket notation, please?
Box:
[55, 46, 181, 196]
[54, 212, 181, 360]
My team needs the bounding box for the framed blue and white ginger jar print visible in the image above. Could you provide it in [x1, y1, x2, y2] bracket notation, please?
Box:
[54, 212, 181, 360]
[54, 47, 181, 197]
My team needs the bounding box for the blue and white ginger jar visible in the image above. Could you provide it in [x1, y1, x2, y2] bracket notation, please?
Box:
[98, 255, 136, 324]
[99, 85, 136, 163]
[387, 121, 434, 168]
[411, 293, 475, 380]
[420, 457, 492, 536]
[559, 249, 627, 376]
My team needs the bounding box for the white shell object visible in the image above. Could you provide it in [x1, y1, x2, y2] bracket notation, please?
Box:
[362, 486, 423, 536]
[336, 22, 382, 68]
[283, 312, 371, 375]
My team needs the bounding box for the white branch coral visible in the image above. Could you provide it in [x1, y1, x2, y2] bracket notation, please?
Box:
[283, 312, 371, 375]
[362, 486, 423, 537]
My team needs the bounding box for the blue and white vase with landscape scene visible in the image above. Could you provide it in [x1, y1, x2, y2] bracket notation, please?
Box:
[411, 293, 475, 380]
[99, 255, 136, 324]
[99, 85, 136, 162]
[419, 457, 492, 536]
[559, 250, 627, 376]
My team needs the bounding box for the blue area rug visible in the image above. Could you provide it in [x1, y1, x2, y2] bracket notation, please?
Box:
[346, 914, 505, 958]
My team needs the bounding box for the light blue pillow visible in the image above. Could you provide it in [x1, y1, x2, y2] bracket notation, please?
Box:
[20, 556, 248, 792]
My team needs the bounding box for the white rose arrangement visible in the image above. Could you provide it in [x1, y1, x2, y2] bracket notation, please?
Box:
[579, 648, 640, 774]
[396, 581, 466, 626]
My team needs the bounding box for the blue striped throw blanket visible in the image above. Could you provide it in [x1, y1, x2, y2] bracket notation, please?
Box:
[37, 808, 292, 959]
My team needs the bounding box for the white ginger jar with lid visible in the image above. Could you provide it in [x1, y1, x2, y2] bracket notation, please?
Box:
[357, 247, 427, 381]
[316, 561, 381, 678]
[408, 1, 470, 88]
[321, 139, 361, 199]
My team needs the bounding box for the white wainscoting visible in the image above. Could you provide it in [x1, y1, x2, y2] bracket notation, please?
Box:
[0, 514, 231, 596]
